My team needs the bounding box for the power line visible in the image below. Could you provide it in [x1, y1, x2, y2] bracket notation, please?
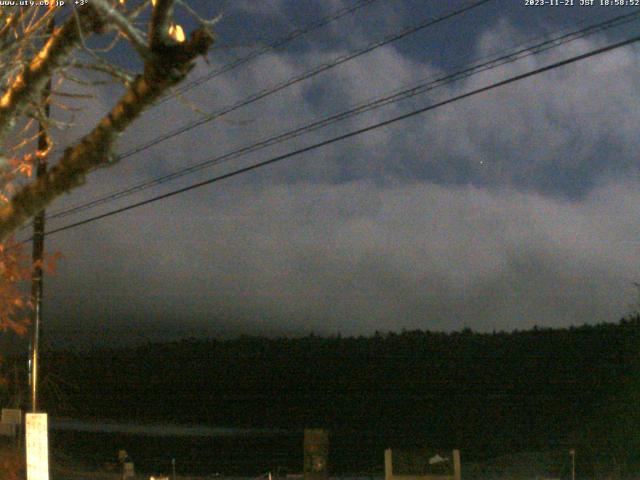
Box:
[158, 0, 380, 105]
[36, 0, 494, 228]
[42, 10, 640, 223]
[34, 32, 640, 240]
[44, 0, 380, 160]
[116, 0, 494, 161]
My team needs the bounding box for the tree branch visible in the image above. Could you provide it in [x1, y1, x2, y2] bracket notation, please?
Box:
[0, 26, 214, 242]
[0, 6, 105, 147]
[150, 0, 176, 50]
[90, 0, 151, 61]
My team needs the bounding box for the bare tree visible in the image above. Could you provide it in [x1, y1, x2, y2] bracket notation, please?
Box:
[0, 1, 214, 334]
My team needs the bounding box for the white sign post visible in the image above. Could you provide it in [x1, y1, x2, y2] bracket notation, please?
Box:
[25, 413, 49, 480]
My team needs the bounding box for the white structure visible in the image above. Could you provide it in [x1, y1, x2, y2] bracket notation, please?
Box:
[25, 413, 49, 480]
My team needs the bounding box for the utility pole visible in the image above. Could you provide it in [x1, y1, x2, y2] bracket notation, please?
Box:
[30, 11, 54, 413]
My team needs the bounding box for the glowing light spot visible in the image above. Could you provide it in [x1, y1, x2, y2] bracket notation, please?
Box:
[168, 24, 185, 43]
[31, 39, 53, 72]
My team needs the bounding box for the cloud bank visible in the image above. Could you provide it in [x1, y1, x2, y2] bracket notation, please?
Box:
[30, 10, 640, 345]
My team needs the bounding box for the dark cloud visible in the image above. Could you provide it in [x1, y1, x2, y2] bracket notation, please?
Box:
[14, 5, 640, 346]
[45, 180, 640, 345]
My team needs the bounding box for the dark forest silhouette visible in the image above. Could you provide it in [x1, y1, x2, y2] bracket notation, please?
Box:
[5, 317, 640, 474]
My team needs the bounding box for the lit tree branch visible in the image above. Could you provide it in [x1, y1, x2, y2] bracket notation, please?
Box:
[0, 21, 213, 241]
[0, 6, 105, 146]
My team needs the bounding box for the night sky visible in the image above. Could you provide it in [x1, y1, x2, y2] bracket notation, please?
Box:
[14, 0, 640, 347]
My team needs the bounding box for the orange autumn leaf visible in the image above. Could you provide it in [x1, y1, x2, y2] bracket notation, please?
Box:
[18, 163, 33, 177]
[0, 239, 34, 337]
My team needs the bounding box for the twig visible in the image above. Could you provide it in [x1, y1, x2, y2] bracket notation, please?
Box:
[0, 5, 105, 146]
[90, 0, 151, 60]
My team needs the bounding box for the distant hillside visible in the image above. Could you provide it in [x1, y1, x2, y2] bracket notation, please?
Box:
[10, 317, 640, 467]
